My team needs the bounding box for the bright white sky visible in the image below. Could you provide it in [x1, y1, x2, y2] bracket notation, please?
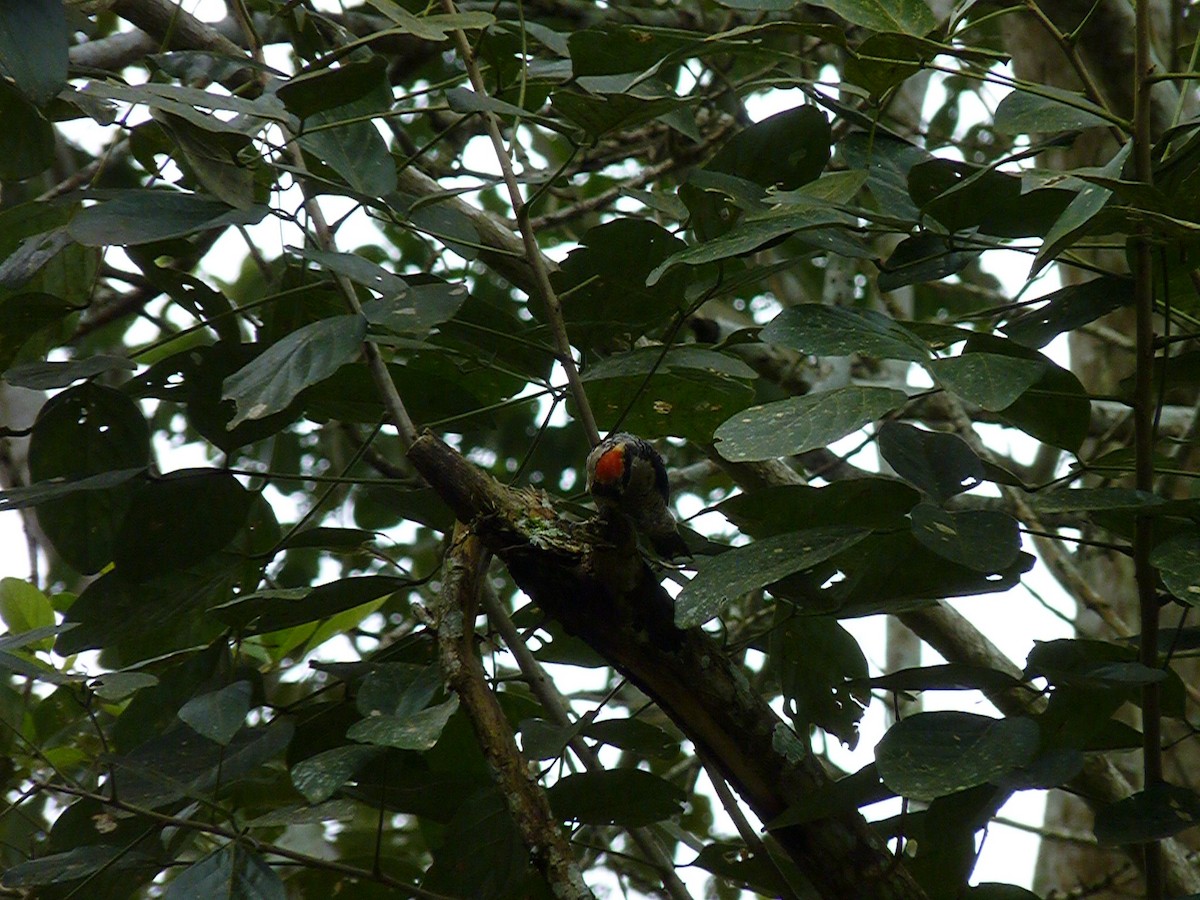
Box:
[0, 5, 1093, 893]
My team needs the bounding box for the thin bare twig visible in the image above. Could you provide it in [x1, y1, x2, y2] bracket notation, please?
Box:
[438, 3, 600, 447]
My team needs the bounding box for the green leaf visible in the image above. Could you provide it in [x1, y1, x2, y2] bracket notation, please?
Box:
[583, 718, 679, 759]
[910, 504, 1022, 573]
[0, 469, 147, 512]
[28, 383, 150, 574]
[347, 697, 459, 750]
[0, 82, 55, 179]
[549, 218, 688, 349]
[709, 105, 831, 192]
[859, 663, 1025, 695]
[296, 71, 398, 198]
[877, 421, 985, 502]
[0, 0, 68, 106]
[582, 346, 757, 442]
[1, 847, 156, 888]
[547, 769, 685, 826]
[178, 681, 253, 746]
[994, 88, 1111, 136]
[91, 671, 160, 702]
[424, 788, 528, 899]
[760, 304, 929, 362]
[962, 333, 1092, 452]
[68, 190, 269, 246]
[277, 58, 391, 121]
[1032, 142, 1131, 276]
[648, 205, 856, 282]
[876, 712, 1040, 802]
[1001, 275, 1134, 348]
[806, 0, 936, 35]
[154, 110, 256, 210]
[878, 232, 979, 291]
[163, 843, 285, 900]
[771, 613, 868, 747]
[365, 1, 494, 40]
[357, 664, 442, 718]
[291, 745, 383, 804]
[0, 292, 78, 370]
[363, 279, 470, 336]
[4, 355, 136, 390]
[908, 158, 1072, 239]
[1151, 531, 1200, 604]
[719, 478, 920, 536]
[925, 353, 1047, 411]
[550, 89, 685, 138]
[675, 527, 870, 627]
[223, 315, 366, 428]
[113, 469, 253, 581]
[714, 385, 907, 462]
[0, 578, 55, 650]
[212, 576, 409, 633]
[129, 342, 304, 452]
[1033, 488, 1164, 514]
[1094, 782, 1200, 846]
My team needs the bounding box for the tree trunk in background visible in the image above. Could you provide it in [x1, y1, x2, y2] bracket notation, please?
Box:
[1002, 3, 1196, 896]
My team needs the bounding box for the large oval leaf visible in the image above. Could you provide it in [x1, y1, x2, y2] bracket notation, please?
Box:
[876, 712, 1039, 802]
[761, 303, 929, 362]
[28, 384, 150, 574]
[676, 527, 870, 627]
[223, 315, 366, 427]
[909, 503, 1022, 573]
[68, 190, 269, 246]
[714, 385, 907, 462]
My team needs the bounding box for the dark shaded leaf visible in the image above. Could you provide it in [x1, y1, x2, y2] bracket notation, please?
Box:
[1032, 142, 1130, 276]
[760, 303, 929, 362]
[994, 88, 1111, 136]
[4, 355, 135, 390]
[876, 712, 1039, 802]
[719, 478, 920, 537]
[28, 384, 150, 574]
[291, 745, 383, 804]
[877, 421, 985, 502]
[68, 190, 269, 246]
[714, 385, 907, 462]
[1151, 530, 1200, 604]
[859, 663, 1025, 694]
[212, 575, 410, 633]
[910, 504, 1022, 572]
[925, 353, 1047, 411]
[0, 82, 55, 179]
[223, 315, 366, 427]
[296, 66, 397, 197]
[548, 769, 685, 826]
[178, 681, 252, 746]
[163, 844, 285, 900]
[908, 158, 1073, 238]
[771, 612, 868, 747]
[878, 232, 979, 291]
[0, 0, 68, 106]
[1094, 782, 1200, 845]
[583, 346, 756, 442]
[807, 0, 936, 35]
[113, 469, 253, 581]
[1, 846, 156, 888]
[424, 788, 528, 900]
[348, 697, 459, 751]
[1001, 276, 1134, 348]
[676, 527, 870, 627]
[0, 467, 146, 513]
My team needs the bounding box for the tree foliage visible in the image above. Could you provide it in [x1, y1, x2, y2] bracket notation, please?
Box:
[0, 0, 1198, 898]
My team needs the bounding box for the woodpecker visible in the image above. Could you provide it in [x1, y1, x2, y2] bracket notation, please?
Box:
[585, 432, 690, 560]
